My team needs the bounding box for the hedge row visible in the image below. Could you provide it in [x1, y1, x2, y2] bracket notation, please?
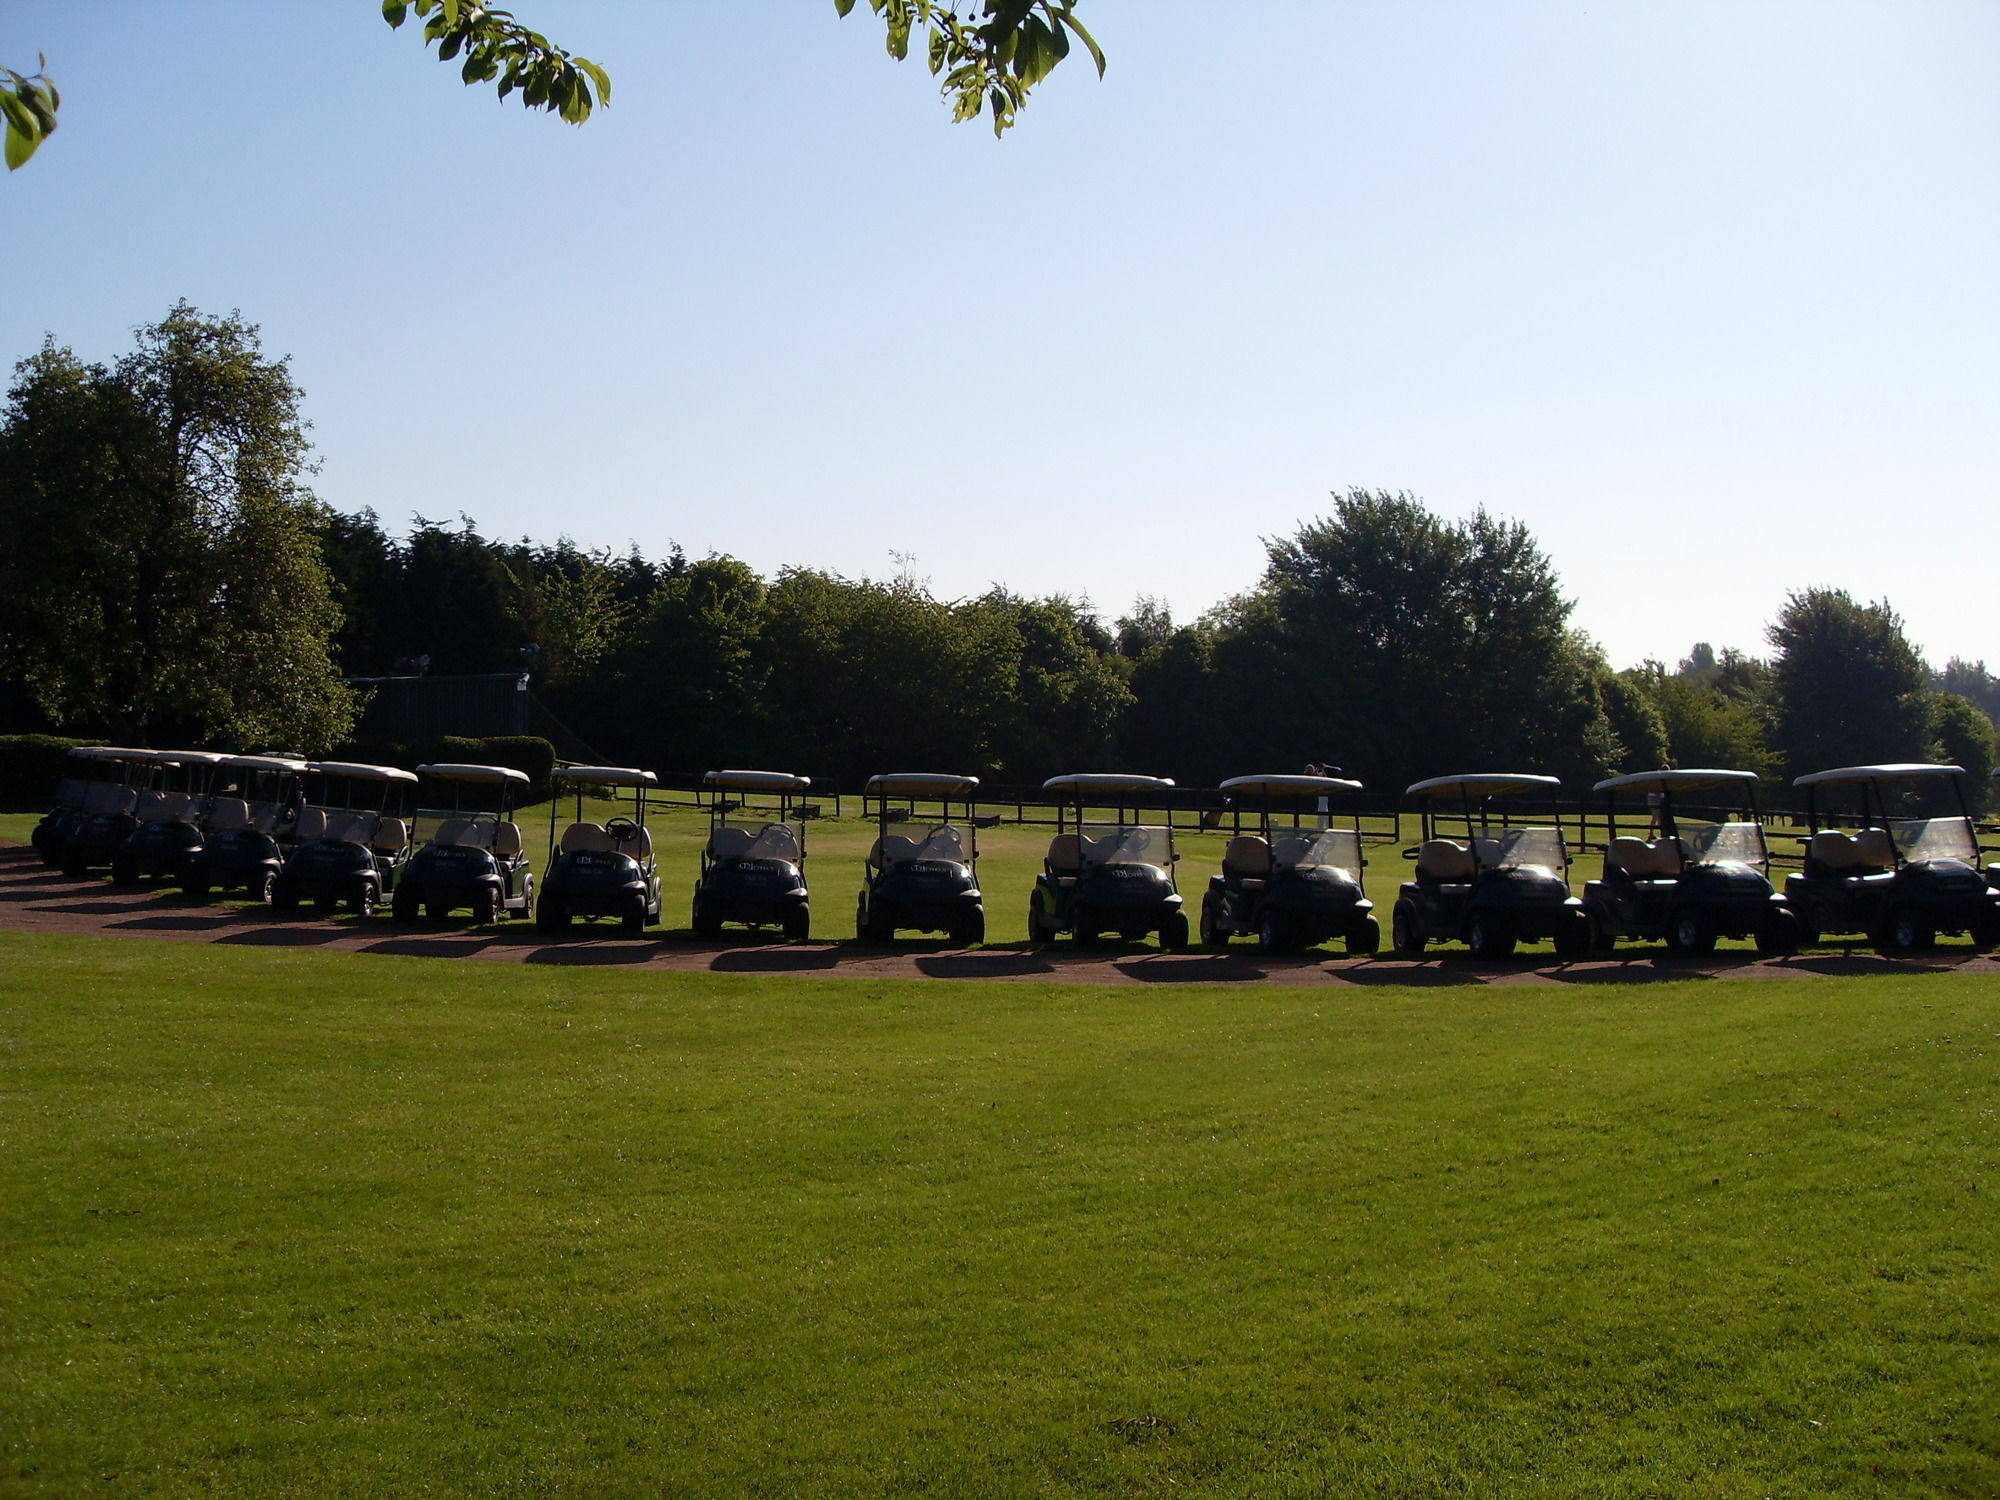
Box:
[0, 733, 558, 810]
[0, 735, 86, 810]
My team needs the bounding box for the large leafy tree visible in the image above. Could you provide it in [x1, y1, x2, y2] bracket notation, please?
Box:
[1767, 588, 1933, 778]
[1226, 490, 1626, 788]
[0, 305, 358, 750]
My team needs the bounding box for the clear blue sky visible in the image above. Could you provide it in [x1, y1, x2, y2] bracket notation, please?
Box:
[6, 1, 1995, 672]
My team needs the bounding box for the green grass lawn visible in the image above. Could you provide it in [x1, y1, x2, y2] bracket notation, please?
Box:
[3, 931, 1996, 1495]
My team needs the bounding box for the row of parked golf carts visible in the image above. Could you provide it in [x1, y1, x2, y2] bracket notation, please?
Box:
[30, 750, 2000, 955]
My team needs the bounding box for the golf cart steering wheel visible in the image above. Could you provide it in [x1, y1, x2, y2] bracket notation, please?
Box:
[605, 817, 641, 843]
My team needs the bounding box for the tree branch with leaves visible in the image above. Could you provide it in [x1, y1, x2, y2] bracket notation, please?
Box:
[835, 0, 1104, 134]
[2, 57, 58, 170]
[382, 0, 610, 123]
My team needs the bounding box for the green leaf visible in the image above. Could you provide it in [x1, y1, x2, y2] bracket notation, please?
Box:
[382, 0, 410, 28]
[833, 0, 856, 15]
[0, 91, 35, 140]
[4, 120, 36, 171]
[1058, 9, 1106, 75]
[576, 57, 611, 106]
[437, 30, 464, 61]
[440, 0, 461, 25]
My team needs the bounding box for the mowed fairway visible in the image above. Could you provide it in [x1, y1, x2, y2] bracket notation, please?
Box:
[3, 933, 1996, 1496]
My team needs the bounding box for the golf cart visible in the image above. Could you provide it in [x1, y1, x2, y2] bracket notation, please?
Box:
[181, 755, 309, 902]
[271, 761, 418, 916]
[33, 747, 140, 868]
[1200, 773, 1379, 953]
[1027, 773, 1188, 948]
[1785, 763, 2000, 952]
[1392, 774, 1590, 958]
[111, 750, 231, 885]
[60, 748, 173, 878]
[692, 770, 813, 941]
[1581, 769, 1798, 955]
[855, 773, 984, 944]
[391, 763, 534, 923]
[536, 765, 662, 935]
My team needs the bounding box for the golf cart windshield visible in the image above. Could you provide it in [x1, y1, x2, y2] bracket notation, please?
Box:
[1270, 826, 1361, 878]
[1477, 826, 1567, 874]
[1079, 823, 1172, 872]
[879, 823, 974, 868]
[712, 819, 804, 864]
[1889, 816, 1976, 865]
[1679, 819, 1768, 867]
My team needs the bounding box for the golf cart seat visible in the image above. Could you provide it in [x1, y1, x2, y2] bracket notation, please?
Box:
[1812, 828, 1892, 873]
[373, 818, 409, 854]
[84, 783, 136, 815]
[709, 827, 754, 860]
[1608, 837, 1676, 881]
[757, 824, 802, 863]
[294, 807, 329, 841]
[493, 822, 523, 860]
[433, 817, 483, 849]
[610, 824, 649, 860]
[206, 797, 251, 833]
[561, 823, 617, 854]
[1416, 839, 1475, 882]
[135, 790, 192, 824]
[871, 833, 921, 870]
[1045, 833, 1082, 884]
[324, 811, 379, 844]
[1223, 835, 1273, 887]
[926, 828, 968, 863]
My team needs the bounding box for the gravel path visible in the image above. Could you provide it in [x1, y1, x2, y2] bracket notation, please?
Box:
[4, 843, 1994, 986]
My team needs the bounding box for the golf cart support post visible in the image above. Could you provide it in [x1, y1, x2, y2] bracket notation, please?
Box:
[272, 761, 418, 917]
[855, 773, 985, 944]
[693, 770, 813, 941]
[536, 765, 662, 935]
[392, 763, 534, 924]
[1582, 769, 1797, 955]
[1393, 773, 1590, 958]
[1201, 773, 1380, 953]
[1028, 773, 1188, 948]
[1786, 763, 2000, 952]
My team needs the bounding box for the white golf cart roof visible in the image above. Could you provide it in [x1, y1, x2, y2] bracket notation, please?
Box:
[70, 746, 144, 761]
[1042, 773, 1176, 794]
[1793, 763, 1965, 788]
[154, 749, 231, 767]
[1594, 768, 1759, 795]
[1405, 773, 1562, 798]
[553, 765, 658, 788]
[416, 762, 530, 785]
[221, 754, 310, 773]
[866, 772, 980, 798]
[309, 761, 419, 783]
[1220, 773, 1364, 797]
[704, 769, 810, 792]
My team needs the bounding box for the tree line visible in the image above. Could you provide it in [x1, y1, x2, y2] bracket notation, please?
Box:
[2, 307, 1993, 805]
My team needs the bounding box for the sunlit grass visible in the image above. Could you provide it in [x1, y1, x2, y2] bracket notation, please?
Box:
[3, 932, 1997, 1495]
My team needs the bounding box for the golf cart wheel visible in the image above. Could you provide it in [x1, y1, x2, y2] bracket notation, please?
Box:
[1026, 900, 1052, 944]
[1159, 911, 1189, 951]
[1794, 903, 1823, 947]
[954, 908, 986, 946]
[1466, 912, 1514, 960]
[1553, 913, 1591, 958]
[1885, 906, 1934, 954]
[349, 882, 377, 918]
[184, 868, 212, 901]
[392, 885, 419, 922]
[1070, 905, 1101, 946]
[782, 903, 811, 943]
[1391, 901, 1425, 956]
[270, 876, 301, 912]
[1755, 909, 1801, 956]
[1346, 914, 1381, 956]
[537, 895, 570, 933]
[111, 852, 139, 887]
[1585, 909, 1617, 955]
[619, 898, 647, 936]
[1665, 907, 1715, 955]
[472, 888, 500, 925]
[61, 853, 88, 880]
[1970, 912, 2000, 951]
[1198, 897, 1228, 950]
[692, 896, 722, 941]
[1256, 911, 1291, 953]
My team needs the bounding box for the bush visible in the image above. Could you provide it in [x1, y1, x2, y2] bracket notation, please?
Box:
[473, 736, 556, 801]
[0, 734, 88, 809]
